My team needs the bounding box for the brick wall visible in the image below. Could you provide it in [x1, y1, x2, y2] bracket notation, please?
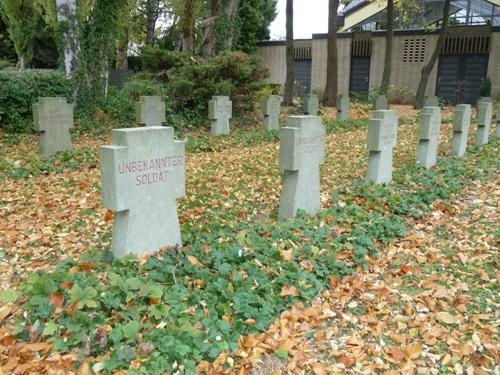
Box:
[256, 45, 286, 85]
[311, 37, 351, 95]
[257, 28, 499, 99]
[488, 32, 500, 98]
[390, 34, 439, 96]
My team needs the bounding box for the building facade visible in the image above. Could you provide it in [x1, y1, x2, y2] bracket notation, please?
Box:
[257, 0, 500, 104]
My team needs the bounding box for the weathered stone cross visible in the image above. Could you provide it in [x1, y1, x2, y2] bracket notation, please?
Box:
[452, 104, 471, 157]
[366, 110, 398, 184]
[424, 96, 439, 107]
[135, 96, 166, 127]
[33, 97, 74, 156]
[302, 93, 319, 115]
[496, 103, 500, 138]
[209, 96, 232, 135]
[336, 94, 350, 120]
[261, 94, 281, 130]
[278, 116, 326, 219]
[476, 101, 493, 145]
[417, 106, 441, 169]
[374, 95, 388, 110]
[100, 127, 185, 258]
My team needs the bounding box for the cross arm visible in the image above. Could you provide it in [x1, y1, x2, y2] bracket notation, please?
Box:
[279, 127, 299, 171]
[99, 145, 129, 212]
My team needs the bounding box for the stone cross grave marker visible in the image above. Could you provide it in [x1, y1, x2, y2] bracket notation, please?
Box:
[100, 127, 185, 258]
[33, 97, 74, 156]
[417, 106, 441, 169]
[374, 95, 388, 110]
[261, 94, 281, 130]
[278, 116, 326, 219]
[366, 110, 398, 184]
[476, 101, 493, 145]
[496, 103, 500, 137]
[209, 96, 232, 135]
[135, 96, 165, 127]
[452, 104, 471, 157]
[424, 96, 440, 107]
[302, 93, 319, 115]
[477, 97, 493, 107]
[336, 94, 350, 120]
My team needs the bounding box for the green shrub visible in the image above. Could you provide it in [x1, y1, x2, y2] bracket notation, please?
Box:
[140, 46, 190, 78]
[104, 51, 269, 132]
[103, 76, 198, 132]
[387, 85, 416, 105]
[166, 51, 269, 117]
[102, 77, 166, 127]
[0, 70, 73, 133]
[479, 77, 492, 97]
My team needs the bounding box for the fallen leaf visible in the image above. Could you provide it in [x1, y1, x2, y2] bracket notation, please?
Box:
[0, 304, 13, 323]
[329, 275, 339, 289]
[49, 292, 64, 308]
[77, 361, 93, 375]
[104, 210, 114, 222]
[280, 285, 300, 297]
[22, 342, 52, 352]
[337, 355, 354, 368]
[311, 362, 327, 375]
[281, 250, 293, 261]
[404, 343, 423, 360]
[436, 311, 459, 324]
[390, 346, 405, 362]
[187, 255, 204, 267]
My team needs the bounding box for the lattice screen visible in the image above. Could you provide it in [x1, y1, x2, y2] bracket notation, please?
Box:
[402, 38, 427, 63]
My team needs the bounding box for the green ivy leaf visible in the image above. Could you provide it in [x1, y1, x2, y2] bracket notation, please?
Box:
[122, 320, 141, 340]
[275, 348, 288, 359]
[0, 289, 19, 303]
[70, 284, 98, 310]
[42, 321, 58, 336]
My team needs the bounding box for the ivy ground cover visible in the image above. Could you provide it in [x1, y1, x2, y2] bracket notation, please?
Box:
[0, 105, 498, 374]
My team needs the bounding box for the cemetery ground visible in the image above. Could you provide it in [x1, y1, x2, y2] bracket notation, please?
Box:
[0, 104, 498, 374]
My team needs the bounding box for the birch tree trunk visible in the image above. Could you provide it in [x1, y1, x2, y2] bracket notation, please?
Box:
[55, 0, 80, 76]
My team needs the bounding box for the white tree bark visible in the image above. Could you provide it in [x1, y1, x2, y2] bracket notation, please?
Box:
[56, 0, 80, 76]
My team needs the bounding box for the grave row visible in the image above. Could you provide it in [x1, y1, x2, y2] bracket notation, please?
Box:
[32, 93, 352, 156]
[31, 97, 498, 259]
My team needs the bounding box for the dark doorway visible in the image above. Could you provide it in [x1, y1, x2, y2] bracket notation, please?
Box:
[294, 59, 312, 95]
[350, 56, 371, 98]
[436, 54, 489, 105]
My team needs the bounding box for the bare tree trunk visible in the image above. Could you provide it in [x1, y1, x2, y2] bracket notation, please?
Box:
[223, 0, 239, 49]
[174, 0, 197, 53]
[323, 0, 339, 106]
[415, 0, 451, 109]
[201, 0, 219, 56]
[18, 56, 26, 70]
[283, 0, 294, 106]
[116, 26, 129, 69]
[145, 0, 159, 46]
[380, 0, 394, 94]
[56, 0, 80, 76]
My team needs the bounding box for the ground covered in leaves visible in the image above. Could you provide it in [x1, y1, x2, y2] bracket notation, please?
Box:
[0, 104, 498, 374]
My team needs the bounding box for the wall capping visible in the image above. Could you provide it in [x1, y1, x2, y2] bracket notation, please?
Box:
[255, 25, 500, 45]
